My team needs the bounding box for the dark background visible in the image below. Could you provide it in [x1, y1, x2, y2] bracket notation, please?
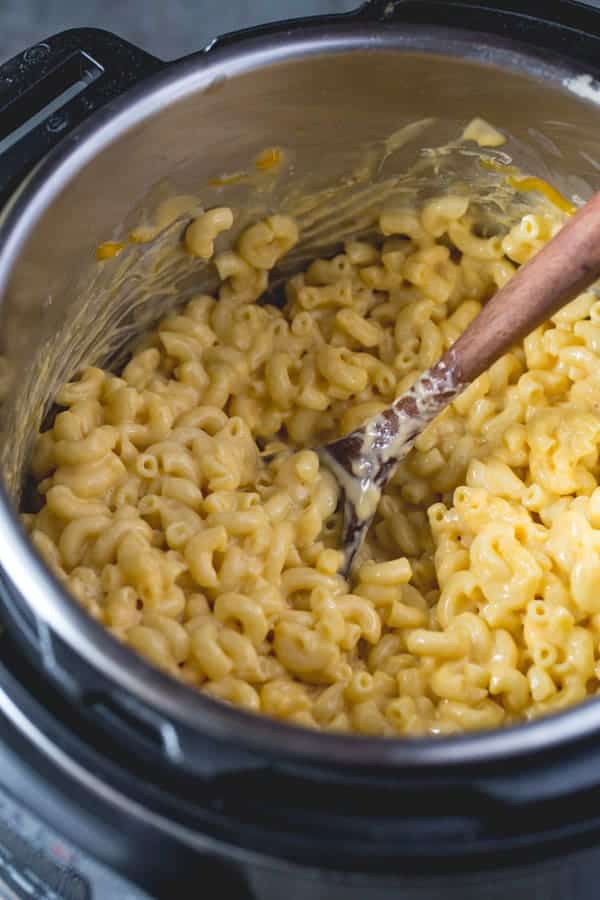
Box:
[0, 1, 359, 62]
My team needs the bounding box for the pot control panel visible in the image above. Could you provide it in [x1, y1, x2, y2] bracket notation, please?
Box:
[0, 782, 153, 900]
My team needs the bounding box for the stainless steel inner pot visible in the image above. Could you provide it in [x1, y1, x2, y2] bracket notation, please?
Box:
[2, 5, 600, 770]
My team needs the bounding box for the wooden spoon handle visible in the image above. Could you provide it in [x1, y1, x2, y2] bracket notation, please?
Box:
[444, 190, 600, 386]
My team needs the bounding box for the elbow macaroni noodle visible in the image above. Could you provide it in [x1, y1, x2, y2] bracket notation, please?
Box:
[26, 187, 600, 736]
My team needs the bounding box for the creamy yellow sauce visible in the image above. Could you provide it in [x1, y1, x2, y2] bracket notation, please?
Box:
[14, 120, 597, 739]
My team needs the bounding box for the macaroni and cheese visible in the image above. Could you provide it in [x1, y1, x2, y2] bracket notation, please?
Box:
[25, 191, 600, 736]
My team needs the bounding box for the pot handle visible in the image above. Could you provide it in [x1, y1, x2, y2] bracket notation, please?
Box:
[0, 28, 162, 208]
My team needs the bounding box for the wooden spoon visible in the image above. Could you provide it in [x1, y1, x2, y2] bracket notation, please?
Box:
[319, 191, 600, 574]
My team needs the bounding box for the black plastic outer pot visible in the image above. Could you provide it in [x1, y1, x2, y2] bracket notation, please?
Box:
[2, 3, 600, 898]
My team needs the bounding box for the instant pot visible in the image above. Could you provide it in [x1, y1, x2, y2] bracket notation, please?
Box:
[3, 1, 600, 897]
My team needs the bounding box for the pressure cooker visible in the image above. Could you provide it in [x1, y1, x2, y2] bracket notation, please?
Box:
[2, 1, 600, 897]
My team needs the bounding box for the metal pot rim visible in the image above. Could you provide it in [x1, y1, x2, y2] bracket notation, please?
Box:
[2, 19, 600, 769]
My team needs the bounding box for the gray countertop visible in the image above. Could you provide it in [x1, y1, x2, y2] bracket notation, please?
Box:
[2, 1, 600, 63]
[0, 0, 358, 62]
